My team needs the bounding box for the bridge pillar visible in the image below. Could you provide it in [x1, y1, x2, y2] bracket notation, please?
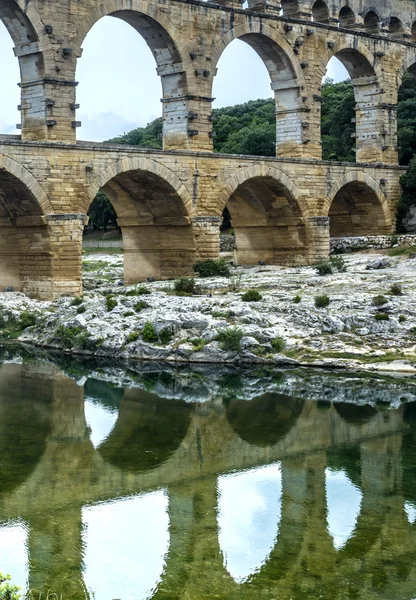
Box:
[163, 95, 214, 152]
[191, 216, 221, 262]
[305, 216, 330, 263]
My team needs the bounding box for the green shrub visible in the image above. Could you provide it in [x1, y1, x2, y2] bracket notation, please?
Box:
[127, 331, 139, 343]
[293, 294, 302, 304]
[106, 296, 117, 312]
[123, 311, 134, 317]
[71, 296, 83, 306]
[375, 312, 390, 321]
[77, 306, 86, 314]
[242, 289, 262, 302]
[159, 328, 173, 345]
[194, 259, 230, 278]
[316, 262, 333, 276]
[142, 321, 158, 343]
[330, 255, 347, 272]
[315, 294, 330, 308]
[271, 336, 286, 352]
[0, 572, 20, 600]
[134, 300, 150, 313]
[399, 315, 407, 323]
[174, 278, 195, 294]
[390, 283, 403, 296]
[56, 325, 83, 348]
[372, 295, 388, 307]
[74, 331, 90, 348]
[126, 285, 151, 296]
[191, 338, 206, 352]
[19, 310, 37, 329]
[217, 326, 244, 352]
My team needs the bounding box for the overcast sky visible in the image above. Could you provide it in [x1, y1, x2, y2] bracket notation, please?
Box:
[0, 17, 348, 141]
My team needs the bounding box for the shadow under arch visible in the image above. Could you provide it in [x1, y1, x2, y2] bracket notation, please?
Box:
[0, 365, 52, 495]
[87, 157, 196, 283]
[333, 403, 378, 425]
[75, 0, 191, 149]
[218, 165, 311, 267]
[226, 393, 305, 447]
[97, 388, 193, 473]
[325, 175, 392, 237]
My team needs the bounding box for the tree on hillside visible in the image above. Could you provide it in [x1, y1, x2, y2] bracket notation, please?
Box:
[321, 78, 355, 162]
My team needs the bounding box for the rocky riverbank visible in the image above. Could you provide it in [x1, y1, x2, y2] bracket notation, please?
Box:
[1, 250, 416, 373]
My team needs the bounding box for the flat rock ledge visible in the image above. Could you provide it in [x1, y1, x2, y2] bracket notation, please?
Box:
[1, 251, 416, 373]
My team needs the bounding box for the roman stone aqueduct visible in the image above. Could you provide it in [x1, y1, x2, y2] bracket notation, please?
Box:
[0, 0, 416, 298]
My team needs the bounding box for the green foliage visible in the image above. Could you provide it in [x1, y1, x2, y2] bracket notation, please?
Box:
[316, 262, 333, 276]
[194, 259, 230, 278]
[56, 325, 83, 348]
[19, 310, 37, 329]
[271, 336, 286, 352]
[330, 255, 347, 272]
[399, 315, 407, 323]
[191, 338, 206, 352]
[397, 157, 416, 232]
[159, 328, 173, 345]
[127, 331, 139, 344]
[71, 296, 83, 306]
[77, 306, 86, 314]
[107, 117, 163, 148]
[106, 296, 117, 312]
[390, 283, 403, 296]
[126, 285, 151, 296]
[372, 295, 388, 307]
[134, 300, 150, 312]
[389, 244, 416, 256]
[241, 289, 262, 302]
[375, 312, 390, 321]
[142, 321, 158, 343]
[321, 78, 356, 162]
[174, 278, 195, 294]
[0, 572, 20, 600]
[123, 311, 134, 317]
[293, 294, 302, 304]
[87, 190, 118, 232]
[397, 72, 416, 165]
[315, 294, 330, 308]
[217, 326, 244, 352]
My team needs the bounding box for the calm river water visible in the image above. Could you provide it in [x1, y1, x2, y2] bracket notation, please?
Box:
[0, 352, 415, 600]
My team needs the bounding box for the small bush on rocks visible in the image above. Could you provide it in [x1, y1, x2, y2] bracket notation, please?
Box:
[127, 331, 139, 344]
[19, 310, 37, 329]
[375, 312, 390, 321]
[159, 328, 173, 345]
[106, 296, 117, 312]
[174, 278, 195, 295]
[242, 289, 262, 302]
[126, 286, 151, 296]
[217, 327, 244, 352]
[71, 297, 83, 306]
[271, 336, 286, 352]
[191, 338, 206, 352]
[316, 262, 333, 276]
[123, 311, 134, 318]
[330, 255, 347, 272]
[142, 321, 158, 343]
[77, 306, 86, 314]
[315, 294, 330, 308]
[390, 283, 403, 296]
[372, 295, 388, 307]
[194, 259, 230, 278]
[56, 325, 83, 348]
[134, 300, 150, 313]
[399, 315, 407, 323]
[293, 294, 302, 304]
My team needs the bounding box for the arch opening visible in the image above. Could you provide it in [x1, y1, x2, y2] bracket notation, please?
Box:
[0, 20, 21, 136]
[328, 181, 390, 238]
[364, 11, 380, 34]
[76, 11, 187, 148]
[412, 22, 416, 43]
[339, 6, 355, 28]
[88, 166, 195, 284]
[224, 175, 309, 266]
[312, 0, 330, 23]
[389, 17, 405, 38]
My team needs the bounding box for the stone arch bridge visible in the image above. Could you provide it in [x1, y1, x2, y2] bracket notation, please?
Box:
[0, 0, 415, 297]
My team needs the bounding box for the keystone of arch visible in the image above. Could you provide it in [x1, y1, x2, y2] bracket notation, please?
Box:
[75, 0, 192, 74]
[0, 154, 54, 215]
[324, 170, 392, 226]
[87, 156, 194, 216]
[211, 23, 306, 87]
[217, 163, 310, 218]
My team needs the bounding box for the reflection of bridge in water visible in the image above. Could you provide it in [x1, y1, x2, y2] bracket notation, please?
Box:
[0, 362, 415, 599]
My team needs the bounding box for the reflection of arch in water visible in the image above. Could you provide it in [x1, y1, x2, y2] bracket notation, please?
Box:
[98, 388, 192, 473]
[334, 403, 378, 425]
[226, 394, 304, 447]
[402, 403, 416, 508]
[0, 372, 52, 494]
